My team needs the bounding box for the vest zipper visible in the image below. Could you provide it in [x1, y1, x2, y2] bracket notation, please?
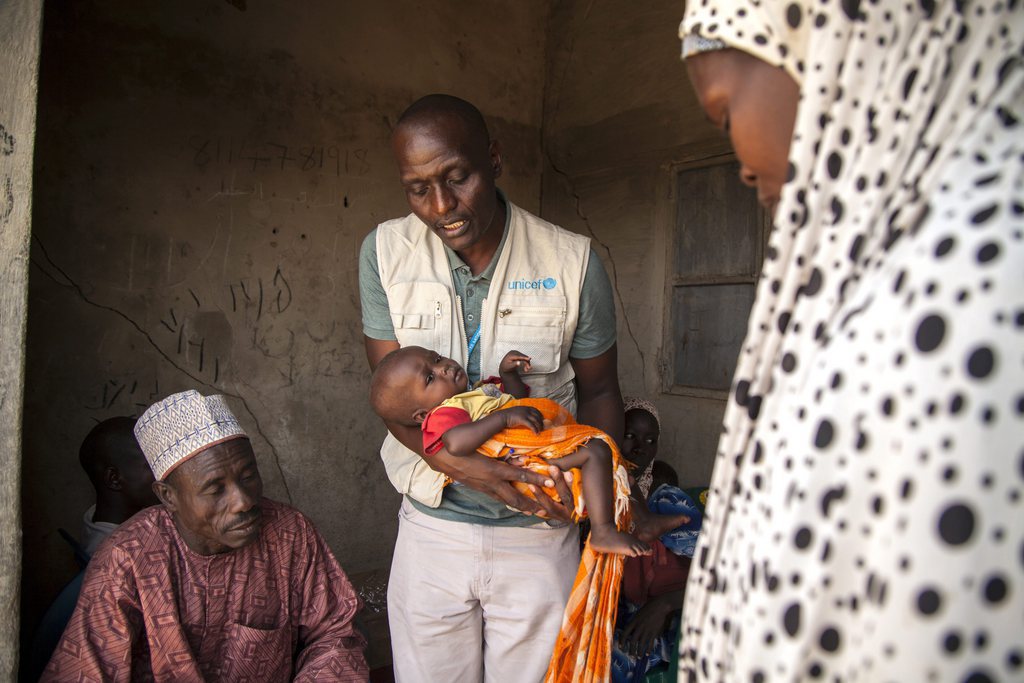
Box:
[455, 295, 469, 362]
[480, 298, 487, 370]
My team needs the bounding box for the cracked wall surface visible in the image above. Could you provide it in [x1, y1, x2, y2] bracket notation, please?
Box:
[20, 0, 743, 661]
[541, 1, 736, 487]
[21, 0, 549, 649]
[2, 1, 42, 675]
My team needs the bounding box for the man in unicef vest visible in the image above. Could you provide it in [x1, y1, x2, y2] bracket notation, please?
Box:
[359, 94, 624, 682]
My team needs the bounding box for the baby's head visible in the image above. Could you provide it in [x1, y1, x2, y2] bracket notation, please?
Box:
[370, 346, 469, 426]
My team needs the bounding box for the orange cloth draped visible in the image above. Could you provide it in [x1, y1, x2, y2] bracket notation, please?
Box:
[472, 398, 632, 683]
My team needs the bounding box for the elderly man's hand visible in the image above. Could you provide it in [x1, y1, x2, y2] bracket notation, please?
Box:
[426, 450, 574, 521]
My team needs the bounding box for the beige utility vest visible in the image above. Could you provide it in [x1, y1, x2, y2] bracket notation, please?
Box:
[376, 201, 591, 506]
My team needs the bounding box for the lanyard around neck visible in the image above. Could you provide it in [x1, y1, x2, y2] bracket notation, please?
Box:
[466, 325, 482, 359]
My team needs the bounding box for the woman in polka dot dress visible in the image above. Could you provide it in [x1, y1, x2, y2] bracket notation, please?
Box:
[678, 1, 1022, 681]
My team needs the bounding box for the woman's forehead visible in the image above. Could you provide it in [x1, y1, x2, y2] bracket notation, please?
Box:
[685, 48, 742, 98]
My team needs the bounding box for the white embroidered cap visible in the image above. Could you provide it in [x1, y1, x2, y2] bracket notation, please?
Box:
[134, 390, 247, 480]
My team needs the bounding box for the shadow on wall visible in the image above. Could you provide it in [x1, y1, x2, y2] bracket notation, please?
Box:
[18, 0, 731, 676]
[19, 0, 552, 672]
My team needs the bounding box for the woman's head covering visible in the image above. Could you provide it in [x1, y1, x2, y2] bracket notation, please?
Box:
[623, 396, 660, 429]
[679, 33, 726, 60]
[623, 397, 661, 497]
[678, 1, 809, 83]
[677, 1, 1022, 679]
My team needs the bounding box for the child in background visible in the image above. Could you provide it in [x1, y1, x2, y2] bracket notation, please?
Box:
[622, 398, 703, 552]
[370, 345, 652, 556]
[613, 398, 705, 682]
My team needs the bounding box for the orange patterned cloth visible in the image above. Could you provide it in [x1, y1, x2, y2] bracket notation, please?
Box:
[472, 398, 632, 683]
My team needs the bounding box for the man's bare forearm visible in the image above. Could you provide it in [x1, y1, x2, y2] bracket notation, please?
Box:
[577, 390, 624, 444]
[571, 346, 624, 445]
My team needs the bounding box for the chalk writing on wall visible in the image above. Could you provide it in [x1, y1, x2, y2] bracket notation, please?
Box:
[0, 123, 14, 156]
[159, 302, 225, 383]
[1, 122, 13, 225]
[86, 375, 162, 414]
[228, 266, 293, 321]
[1, 176, 12, 226]
[188, 136, 371, 176]
[149, 266, 293, 386]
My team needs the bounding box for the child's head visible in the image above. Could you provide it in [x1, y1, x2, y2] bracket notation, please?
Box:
[622, 397, 660, 471]
[650, 460, 679, 491]
[370, 346, 468, 426]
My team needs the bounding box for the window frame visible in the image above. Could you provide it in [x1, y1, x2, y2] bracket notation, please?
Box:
[662, 155, 771, 400]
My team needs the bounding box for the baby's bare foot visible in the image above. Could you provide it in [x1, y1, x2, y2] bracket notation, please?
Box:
[589, 524, 652, 557]
[635, 512, 691, 543]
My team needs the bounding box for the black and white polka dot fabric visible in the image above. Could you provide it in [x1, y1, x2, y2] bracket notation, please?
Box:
[678, 1, 1022, 681]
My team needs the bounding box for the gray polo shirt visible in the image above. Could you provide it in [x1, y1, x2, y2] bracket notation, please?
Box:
[359, 198, 616, 525]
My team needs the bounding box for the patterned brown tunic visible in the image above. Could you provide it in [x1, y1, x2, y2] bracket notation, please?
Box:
[43, 499, 368, 682]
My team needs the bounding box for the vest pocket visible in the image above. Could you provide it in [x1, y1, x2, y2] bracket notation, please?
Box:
[387, 281, 450, 353]
[493, 294, 566, 374]
[389, 309, 438, 352]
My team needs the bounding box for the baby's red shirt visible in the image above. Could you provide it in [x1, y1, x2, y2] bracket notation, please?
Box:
[421, 406, 472, 455]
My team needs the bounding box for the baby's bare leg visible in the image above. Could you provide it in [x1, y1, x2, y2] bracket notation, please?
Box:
[565, 440, 650, 557]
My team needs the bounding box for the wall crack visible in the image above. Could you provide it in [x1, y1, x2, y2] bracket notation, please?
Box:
[543, 154, 648, 381]
[541, 0, 648, 383]
[31, 236, 293, 503]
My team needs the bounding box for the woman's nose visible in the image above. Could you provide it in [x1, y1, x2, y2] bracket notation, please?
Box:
[739, 166, 757, 188]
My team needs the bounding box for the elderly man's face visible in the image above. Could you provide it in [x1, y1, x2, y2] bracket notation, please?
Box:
[392, 116, 503, 255]
[155, 438, 263, 555]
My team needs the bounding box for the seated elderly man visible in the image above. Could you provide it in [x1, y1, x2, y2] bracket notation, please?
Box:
[43, 390, 368, 682]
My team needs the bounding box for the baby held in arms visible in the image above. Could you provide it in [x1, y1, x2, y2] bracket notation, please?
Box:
[370, 345, 657, 556]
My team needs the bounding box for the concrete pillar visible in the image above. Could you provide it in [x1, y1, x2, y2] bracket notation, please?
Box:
[0, 0, 43, 676]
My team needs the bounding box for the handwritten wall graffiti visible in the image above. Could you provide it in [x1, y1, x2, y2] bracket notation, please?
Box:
[1, 122, 14, 226]
[64, 119, 371, 417]
[86, 375, 163, 414]
[145, 265, 294, 389]
[159, 299, 228, 384]
[0, 123, 14, 156]
[1, 176, 12, 226]
[188, 136, 371, 176]
[228, 266, 293, 321]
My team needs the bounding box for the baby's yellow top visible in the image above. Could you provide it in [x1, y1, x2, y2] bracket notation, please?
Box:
[433, 385, 514, 421]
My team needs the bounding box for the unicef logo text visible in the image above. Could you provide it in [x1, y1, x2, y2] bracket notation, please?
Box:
[508, 277, 558, 290]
